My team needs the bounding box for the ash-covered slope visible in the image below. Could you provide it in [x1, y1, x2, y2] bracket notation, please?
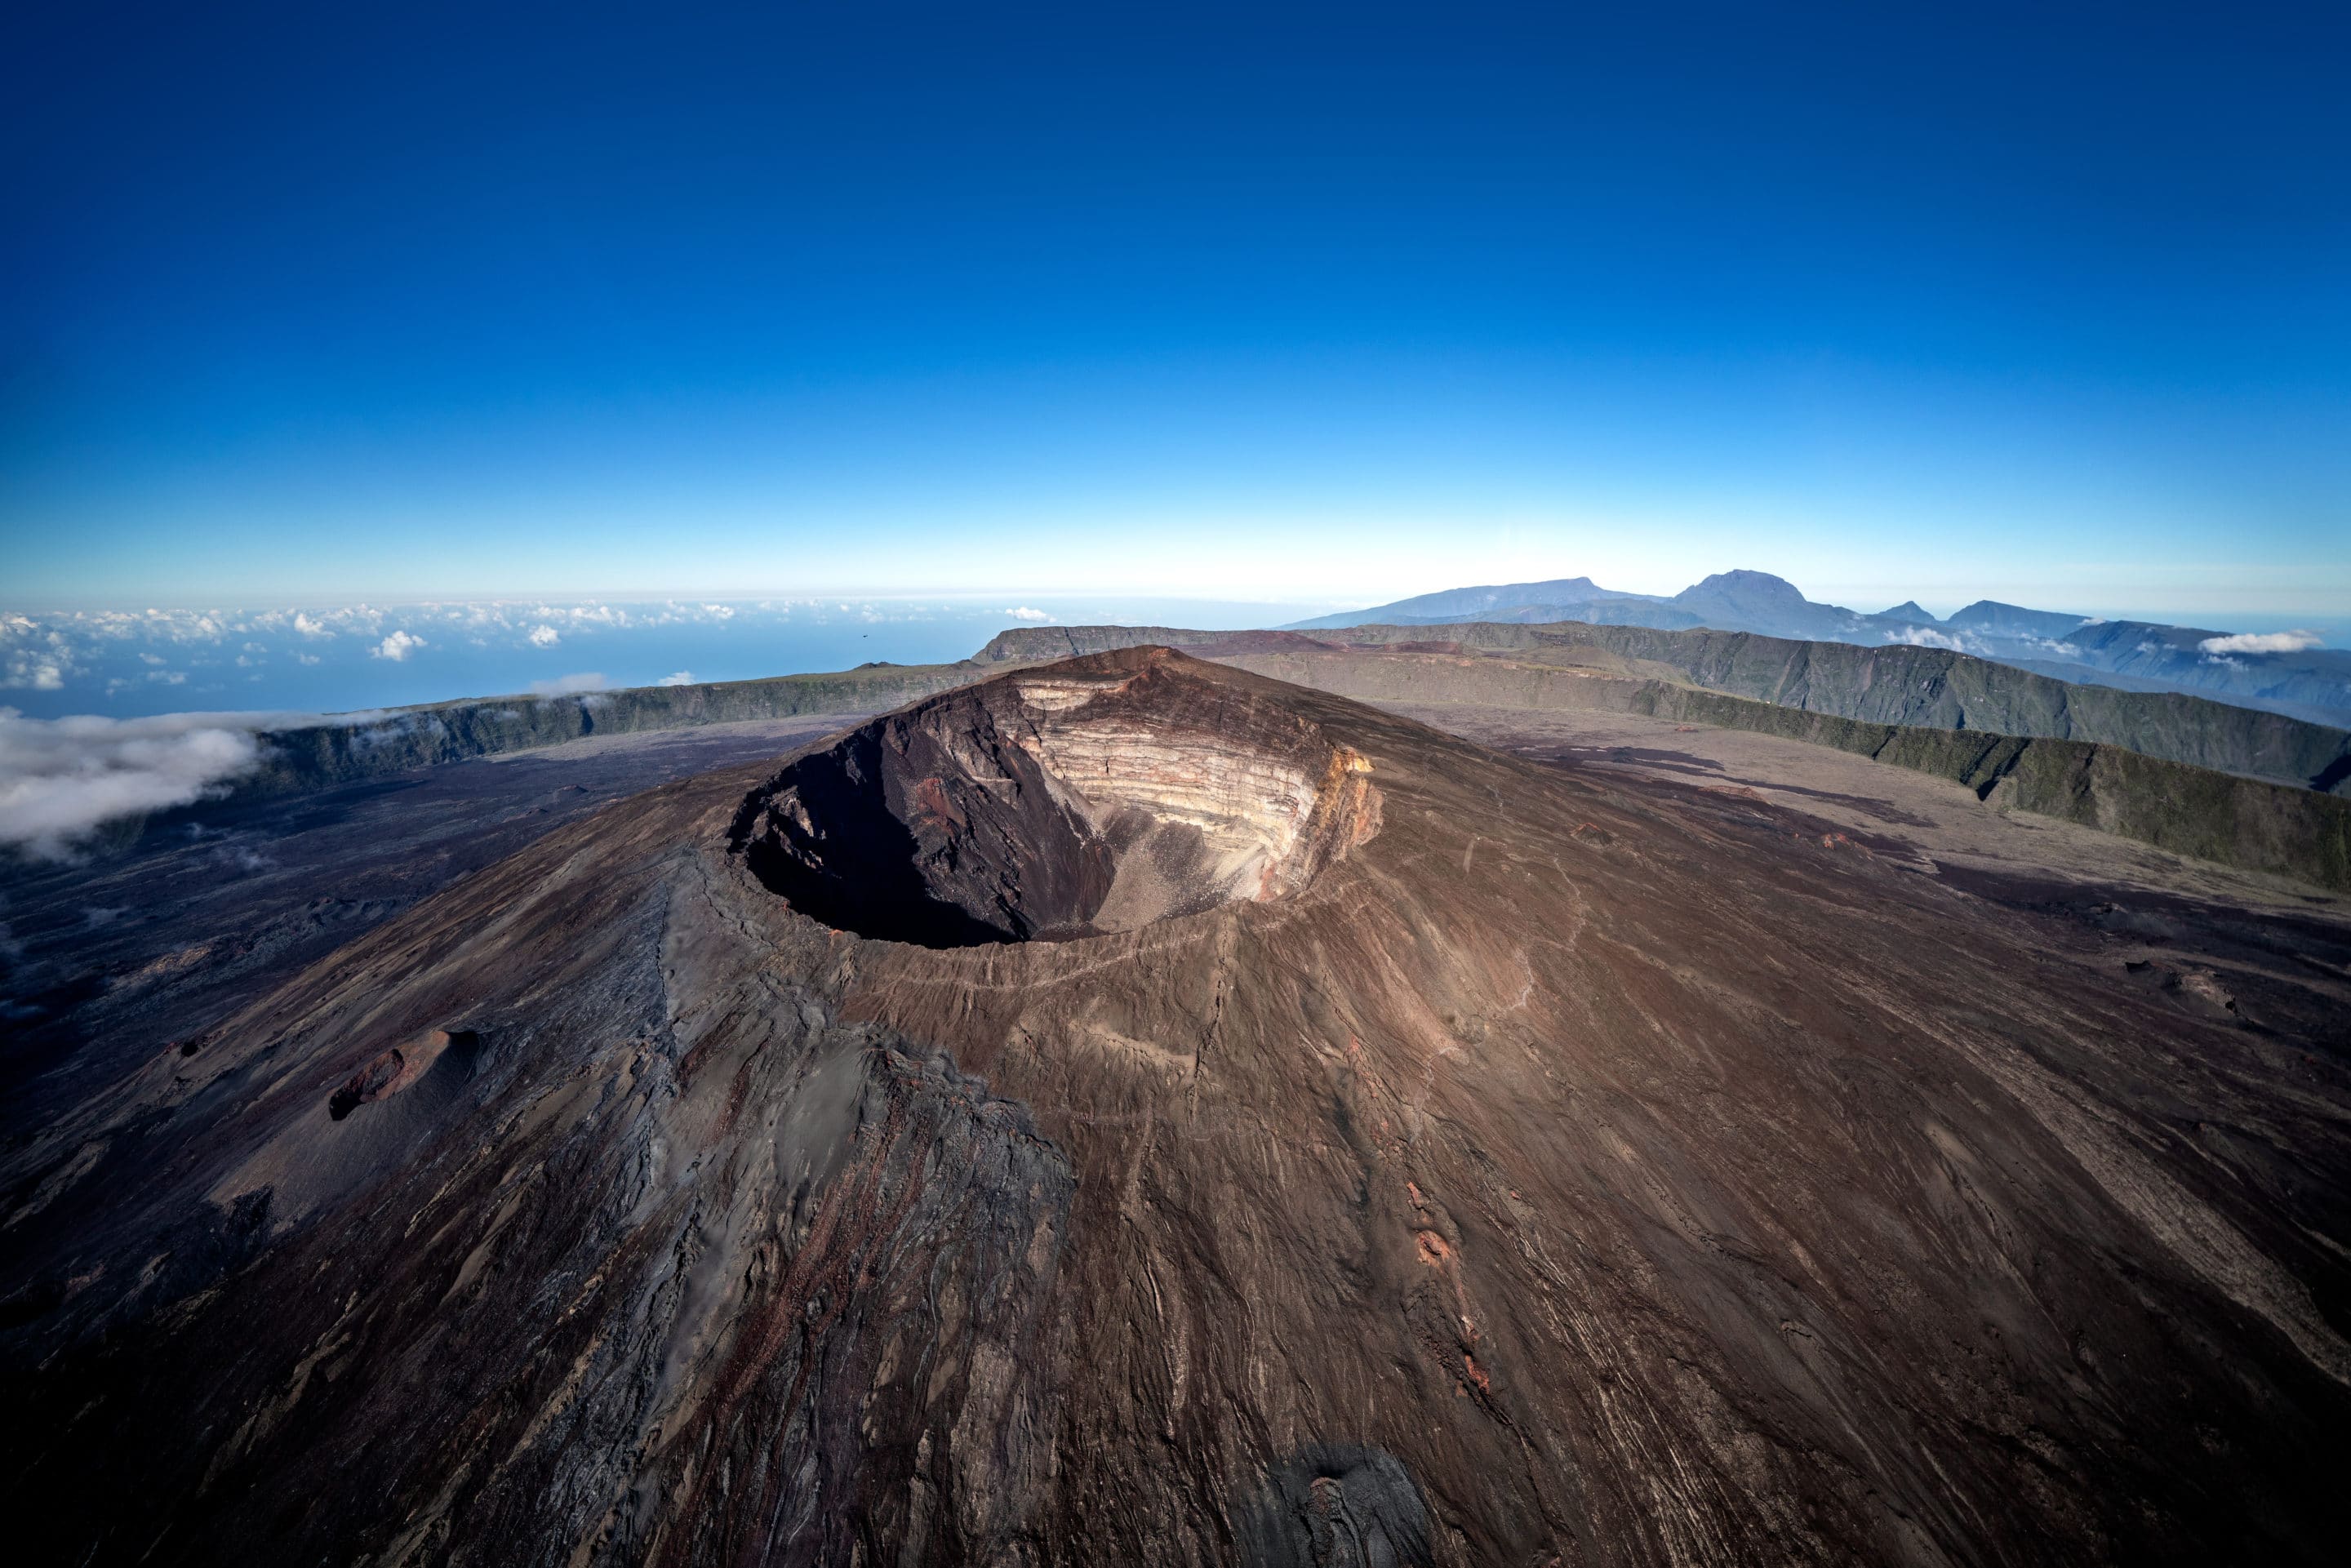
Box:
[7, 648, 2350, 1566]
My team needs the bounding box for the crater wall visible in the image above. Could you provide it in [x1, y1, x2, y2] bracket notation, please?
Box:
[730, 649, 1380, 945]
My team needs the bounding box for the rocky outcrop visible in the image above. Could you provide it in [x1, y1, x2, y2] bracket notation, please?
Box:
[731, 651, 1380, 944]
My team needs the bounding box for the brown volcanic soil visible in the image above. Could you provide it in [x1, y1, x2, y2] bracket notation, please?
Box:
[0, 714, 865, 1120]
[5, 647, 2351, 1566]
[1386, 695, 2350, 916]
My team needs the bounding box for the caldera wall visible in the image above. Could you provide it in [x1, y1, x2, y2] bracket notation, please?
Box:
[729, 649, 1380, 945]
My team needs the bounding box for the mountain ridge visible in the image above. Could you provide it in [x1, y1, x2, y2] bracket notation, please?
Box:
[31, 623, 2349, 895]
[983, 620, 2351, 797]
[1284, 570, 2349, 724]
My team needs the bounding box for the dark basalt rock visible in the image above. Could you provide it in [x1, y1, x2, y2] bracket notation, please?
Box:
[732, 711, 1110, 947]
[3, 648, 2349, 1566]
[1241, 1447, 1434, 1568]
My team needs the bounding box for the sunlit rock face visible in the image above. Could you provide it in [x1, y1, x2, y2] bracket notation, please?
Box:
[730, 649, 1381, 945]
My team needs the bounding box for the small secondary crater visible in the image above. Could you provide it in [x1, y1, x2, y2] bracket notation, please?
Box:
[328, 1028, 477, 1121]
[729, 648, 1381, 947]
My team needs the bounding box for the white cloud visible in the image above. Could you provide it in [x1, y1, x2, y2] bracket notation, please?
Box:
[296, 652, 322, 666]
[146, 669, 187, 685]
[2197, 630, 2323, 655]
[0, 709, 270, 857]
[1002, 606, 1054, 623]
[1883, 625, 1963, 651]
[293, 612, 331, 637]
[528, 673, 609, 696]
[371, 630, 426, 662]
[527, 624, 561, 647]
[3, 655, 68, 691]
[657, 670, 696, 686]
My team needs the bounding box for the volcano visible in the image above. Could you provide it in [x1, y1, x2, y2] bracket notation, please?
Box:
[5, 646, 2349, 1566]
[728, 655, 1380, 946]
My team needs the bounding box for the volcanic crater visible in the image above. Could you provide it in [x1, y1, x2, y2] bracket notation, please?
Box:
[8, 646, 2351, 1566]
[728, 648, 1381, 945]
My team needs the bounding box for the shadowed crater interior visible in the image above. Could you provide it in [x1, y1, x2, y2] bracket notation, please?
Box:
[1241, 1446, 1434, 1568]
[729, 647, 1381, 946]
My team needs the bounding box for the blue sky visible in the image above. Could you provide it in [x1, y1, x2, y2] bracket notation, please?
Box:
[2, 1, 2345, 619]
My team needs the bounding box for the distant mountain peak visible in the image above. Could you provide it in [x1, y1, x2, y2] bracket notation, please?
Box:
[1276, 574, 1667, 632]
[1270, 571, 2347, 723]
[1675, 570, 1809, 607]
[1945, 600, 2095, 641]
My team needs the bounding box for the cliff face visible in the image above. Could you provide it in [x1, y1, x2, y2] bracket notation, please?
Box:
[7, 649, 2349, 1565]
[731, 653, 1380, 944]
[87, 622, 2339, 900]
[1198, 647, 2351, 891]
[976, 621, 2351, 793]
[233, 661, 990, 797]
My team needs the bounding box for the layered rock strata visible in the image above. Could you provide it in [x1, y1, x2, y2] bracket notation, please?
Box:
[730, 652, 1380, 944]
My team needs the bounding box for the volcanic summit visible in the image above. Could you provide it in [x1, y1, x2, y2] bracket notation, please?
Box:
[4, 646, 2349, 1565]
[730, 655, 1380, 945]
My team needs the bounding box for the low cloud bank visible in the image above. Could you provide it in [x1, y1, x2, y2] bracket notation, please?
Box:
[0, 708, 296, 857]
[1884, 625, 1964, 651]
[0, 706, 447, 855]
[2198, 630, 2323, 656]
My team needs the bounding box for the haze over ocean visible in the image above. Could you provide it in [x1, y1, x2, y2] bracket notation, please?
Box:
[5, 2, 2344, 646]
[0, 597, 1336, 722]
